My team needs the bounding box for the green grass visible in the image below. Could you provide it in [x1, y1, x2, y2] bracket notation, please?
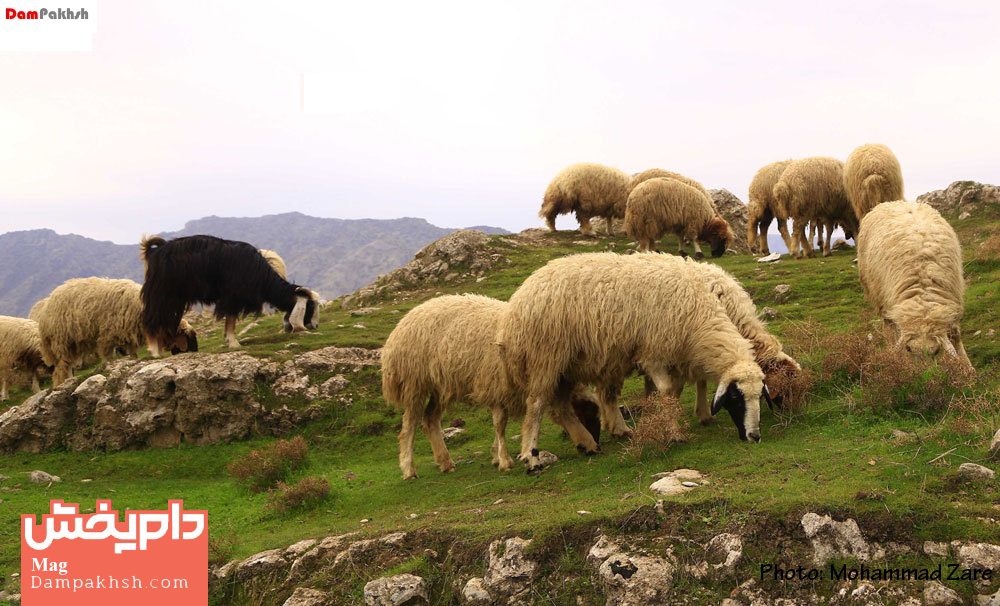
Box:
[1, 224, 999, 603]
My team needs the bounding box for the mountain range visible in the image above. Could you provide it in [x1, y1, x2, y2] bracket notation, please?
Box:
[0, 213, 508, 317]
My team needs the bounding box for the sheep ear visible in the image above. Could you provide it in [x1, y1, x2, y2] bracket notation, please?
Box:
[712, 382, 738, 416]
[762, 381, 774, 411]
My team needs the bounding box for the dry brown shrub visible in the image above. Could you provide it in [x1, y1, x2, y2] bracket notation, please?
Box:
[228, 435, 308, 492]
[626, 393, 690, 457]
[267, 476, 331, 513]
[975, 227, 1000, 261]
[764, 363, 816, 413]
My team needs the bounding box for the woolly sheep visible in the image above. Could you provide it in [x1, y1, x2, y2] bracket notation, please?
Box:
[498, 252, 770, 472]
[383, 294, 612, 479]
[857, 201, 970, 366]
[39, 278, 198, 387]
[624, 178, 734, 257]
[772, 157, 859, 259]
[844, 143, 904, 221]
[747, 160, 793, 254]
[28, 297, 48, 322]
[219, 248, 289, 346]
[539, 163, 631, 235]
[630, 168, 711, 199]
[0, 316, 51, 401]
[644, 261, 800, 420]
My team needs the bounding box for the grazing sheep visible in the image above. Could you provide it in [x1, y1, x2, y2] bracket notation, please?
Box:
[258, 249, 288, 280]
[539, 163, 631, 235]
[498, 252, 770, 472]
[630, 168, 711, 199]
[625, 178, 734, 257]
[748, 160, 794, 254]
[772, 157, 859, 259]
[844, 143, 904, 221]
[383, 294, 610, 479]
[0, 317, 51, 400]
[857, 201, 970, 366]
[27, 297, 48, 322]
[140, 235, 319, 353]
[643, 261, 801, 416]
[39, 278, 198, 387]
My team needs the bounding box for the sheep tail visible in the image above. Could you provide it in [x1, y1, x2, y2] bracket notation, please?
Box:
[139, 235, 166, 263]
[862, 174, 891, 203]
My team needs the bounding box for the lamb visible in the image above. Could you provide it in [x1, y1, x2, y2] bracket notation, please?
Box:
[772, 157, 859, 258]
[643, 261, 801, 417]
[382, 294, 610, 479]
[747, 160, 793, 254]
[857, 201, 970, 366]
[28, 297, 48, 322]
[38, 278, 199, 387]
[844, 143, 904, 221]
[539, 163, 631, 235]
[0, 316, 51, 401]
[497, 252, 770, 472]
[624, 178, 734, 257]
[140, 235, 319, 353]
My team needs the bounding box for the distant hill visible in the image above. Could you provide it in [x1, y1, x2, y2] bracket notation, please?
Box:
[0, 213, 508, 317]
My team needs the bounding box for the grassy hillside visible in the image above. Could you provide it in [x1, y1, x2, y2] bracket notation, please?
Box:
[1, 214, 998, 604]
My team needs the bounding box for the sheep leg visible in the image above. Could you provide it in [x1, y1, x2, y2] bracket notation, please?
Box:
[601, 384, 631, 437]
[644, 375, 656, 397]
[544, 211, 557, 232]
[490, 406, 515, 471]
[518, 395, 546, 473]
[549, 400, 599, 455]
[225, 316, 241, 348]
[604, 216, 615, 236]
[677, 239, 687, 258]
[398, 405, 422, 480]
[792, 218, 813, 258]
[759, 221, 770, 255]
[576, 212, 595, 236]
[638, 239, 651, 253]
[777, 220, 793, 253]
[31, 372, 41, 393]
[822, 221, 834, 257]
[52, 362, 72, 389]
[692, 240, 704, 260]
[695, 380, 712, 424]
[0, 378, 7, 401]
[422, 393, 455, 473]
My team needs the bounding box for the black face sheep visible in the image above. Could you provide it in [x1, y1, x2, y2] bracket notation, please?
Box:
[217, 248, 289, 348]
[624, 178, 734, 257]
[844, 143, 904, 221]
[0, 316, 52, 400]
[748, 160, 793, 254]
[382, 294, 608, 480]
[497, 252, 769, 473]
[772, 157, 859, 259]
[140, 235, 319, 354]
[539, 163, 631, 235]
[38, 277, 198, 387]
[857, 201, 970, 366]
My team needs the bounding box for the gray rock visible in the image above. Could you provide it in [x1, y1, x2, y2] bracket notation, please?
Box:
[974, 587, 1000, 606]
[706, 533, 743, 576]
[482, 537, 537, 604]
[537, 450, 558, 466]
[283, 587, 331, 606]
[757, 252, 782, 263]
[597, 551, 676, 606]
[832, 238, 854, 250]
[923, 581, 962, 606]
[29, 470, 61, 483]
[991, 428, 1000, 457]
[442, 427, 465, 440]
[957, 542, 1000, 586]
[284, 539, 318, 558]
[916, 181, 1000, 218]
[588, 535, 622, 566]
[774, 284, 791, 303]
[924, 541, 949, 558]
[363, 573, 428, 606]
[760, 307, 778, 319]
[235, 548, 288, 580]
[708, 189, 752, 254]
[959, 462, 996, 482]
[649, 469, 703, 496]
[800, 513, 883, 565]
[461, 578, 491, 605]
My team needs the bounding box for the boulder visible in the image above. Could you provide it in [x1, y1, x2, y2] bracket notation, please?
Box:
[708, 189, 752, 254]
[800, 513, 883, 565]
[649, 469, 703, 496]
[922, 581, 962, 606]
[957, 542, 1000, 586]
[597, 551, 676, 606]
[959, 463, 996, 482]
[705, 533, 743, 576]
[363, 574, 428, 606]
[283, 587, 331, 606]
[917, 181, 1000, 218]
[482, 537, 537, 604]
[461, 578, 491, 605]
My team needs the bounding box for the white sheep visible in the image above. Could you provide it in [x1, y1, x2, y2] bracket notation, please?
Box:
[497, 252, 769, 472]
[39, 277, 198, 387]
[857, 201, 970, 366]
[0, 316, 50, 400]
[772, 157, 859, 258]
[844, 143, 904, 221]
[748, 160, 793, 254]
[28, 297, 48, 322]
[539, 163, 632, 235]
[624, 178, 734, 257]
[382, 294, 614, 480]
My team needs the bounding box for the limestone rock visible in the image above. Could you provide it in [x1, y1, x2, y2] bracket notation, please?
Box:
[461, 578, 491, 605]
[363, 574, 428, 606]
[705, 533, 743, 576]
[957, 542, 1000, 585]
[283, 587, 331, 606]
[588, 535, 623, 567]
[597, 551, 676, 606]
[991, 427, 1000, 457]
[917, 181, 1000, 218]
[650, 469, 703, 496]
[29, 470, 61, 483]
[708, 189, 752, 254]
[774, 284, 791, 303]
[757, 252, 781, 263]
[235, 548, 288, 580]
[800, 513, 882, 565]
[959, 462, 996, 482]
[482, 537, 537, 604]
[924, 541, 949, 558]
[923, 581, 962, 606]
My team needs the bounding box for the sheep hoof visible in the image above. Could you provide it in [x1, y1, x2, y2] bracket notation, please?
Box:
[823, 250, 832, 257]
[577, 445, 600, 456]
[402, 471, 419, 480]
[699, 417, 713, 426]
[440, 462, 456, 473]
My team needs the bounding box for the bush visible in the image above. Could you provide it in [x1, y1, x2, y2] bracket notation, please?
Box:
[228, 436, 308, 492]
[626, 393, 690, 457]
[267, 476, 331, 513]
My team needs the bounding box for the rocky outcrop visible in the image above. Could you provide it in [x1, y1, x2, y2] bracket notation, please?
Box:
[708, 188, 752, 254]
[0, 347, 378, 453]
[801, 513, 883, 565]
[363, 573, 428, 606]
[461, 537, 538, 606]
[590, 539, 676, 606]
[917, 181, 1000, 219]
[342, 230, 509, 308]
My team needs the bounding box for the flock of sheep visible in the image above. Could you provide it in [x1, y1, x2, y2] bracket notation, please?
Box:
[384, 143, 973, 477]
[0, 143, 974, 481]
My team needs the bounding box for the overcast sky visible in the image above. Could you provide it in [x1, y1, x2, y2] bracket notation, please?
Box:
[1, 0, 998, 243]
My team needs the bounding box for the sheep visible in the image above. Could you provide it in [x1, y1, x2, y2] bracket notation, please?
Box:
[643, 261, 801, 417]
[857, 201, 970, 366]
[38, 278, 199, 387]
[772, 157, 859, 259]
[539, 163, 631, 235]
[748, 160, 793, 254]
[140, 235, 319, 353]
[624, 178, 734, 257]
[383, 294, 614, 479]
[28, 297, 48, 322]
[0, 317, 51, 401]
[497, 252, 771, 472]
[629, 168, 710, 199]
[217, 248, 289, 346]
[844, 143, 904, 221]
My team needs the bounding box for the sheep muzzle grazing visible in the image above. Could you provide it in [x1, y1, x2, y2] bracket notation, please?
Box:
[710, 361, 765, 442]
[283, 288, 320, 333]
[700, 217, 735, 258]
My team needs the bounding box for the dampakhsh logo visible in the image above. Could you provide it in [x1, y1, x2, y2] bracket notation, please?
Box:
[5, 6, 89, 19]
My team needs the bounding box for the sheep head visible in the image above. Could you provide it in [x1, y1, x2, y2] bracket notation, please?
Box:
[711, 361, 766, 442]
[700, 218, 735, 258]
